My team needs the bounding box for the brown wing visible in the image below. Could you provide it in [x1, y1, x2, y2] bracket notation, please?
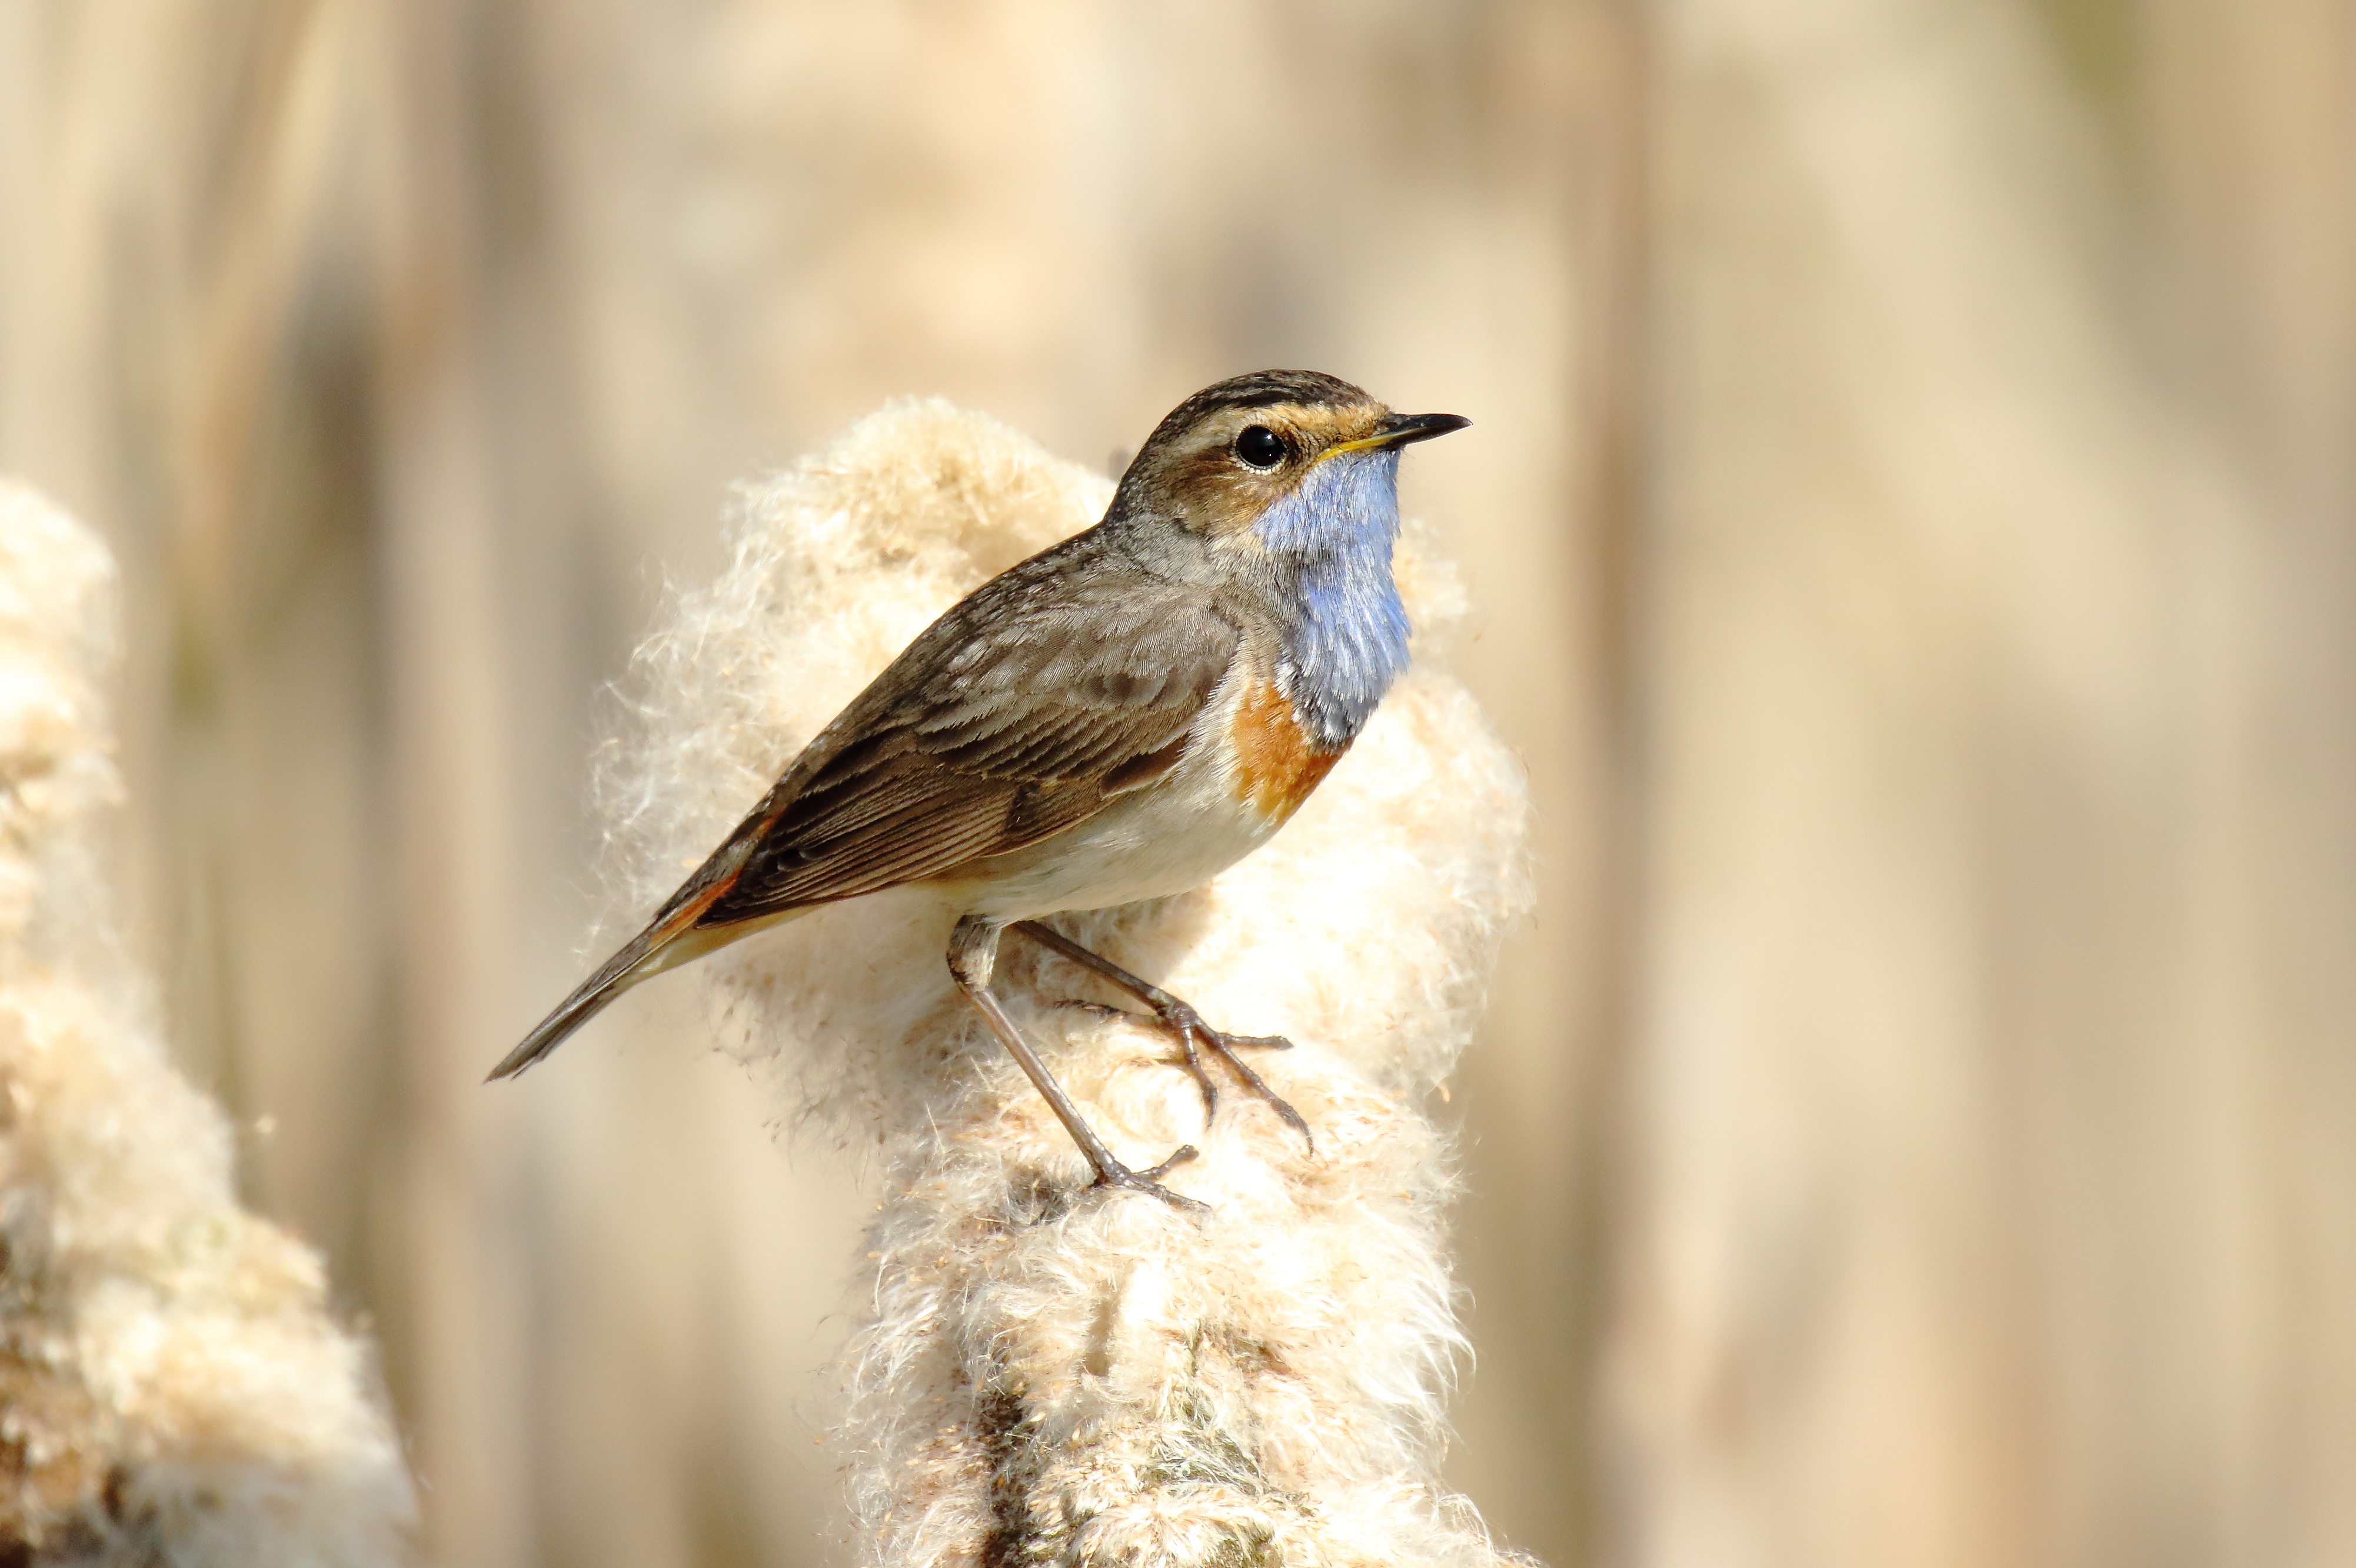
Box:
[485, 538, 1238, 1083]
[691, 547, 1239, 927]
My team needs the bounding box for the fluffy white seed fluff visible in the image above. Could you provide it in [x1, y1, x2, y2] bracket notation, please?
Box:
[593, 401, 1538, 1568]
[0, 480, 415, 1564]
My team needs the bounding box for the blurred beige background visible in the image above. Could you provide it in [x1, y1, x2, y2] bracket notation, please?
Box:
[2, 2, 2352, 1566]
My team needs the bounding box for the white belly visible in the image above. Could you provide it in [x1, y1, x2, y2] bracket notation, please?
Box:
[954, 732, 1284, 921]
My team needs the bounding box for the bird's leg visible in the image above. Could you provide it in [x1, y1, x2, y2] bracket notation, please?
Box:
[1012, 920, 1313, 1153]
[947, 916, 1206, 1213]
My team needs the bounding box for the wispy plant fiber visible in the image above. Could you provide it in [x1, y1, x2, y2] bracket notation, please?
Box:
[591, 401, 1537, 1567]
[0, 480, 414, 1566]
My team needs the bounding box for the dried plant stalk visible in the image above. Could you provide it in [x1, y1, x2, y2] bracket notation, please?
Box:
[0, 481, 413, 1565]
[593, 402, 1538, 1567]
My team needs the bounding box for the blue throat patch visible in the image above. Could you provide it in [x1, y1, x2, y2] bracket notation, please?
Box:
[1252, 448, 1411, 747]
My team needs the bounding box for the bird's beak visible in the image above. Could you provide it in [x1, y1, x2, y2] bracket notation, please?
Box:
[1376, 411, 1471, 448]
[1323, 412, 1472, 460]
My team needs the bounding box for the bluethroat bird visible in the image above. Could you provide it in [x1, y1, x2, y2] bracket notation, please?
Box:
[490, 370, 1467, 1208]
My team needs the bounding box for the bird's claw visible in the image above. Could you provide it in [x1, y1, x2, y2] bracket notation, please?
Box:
[1005, 920, 1316, 1161]
[1086, 1143, 1209, 1213]
[1152, 1004, 1315, 1154]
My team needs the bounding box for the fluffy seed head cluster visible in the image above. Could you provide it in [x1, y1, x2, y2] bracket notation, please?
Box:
[0, 481, 414, 1564]
[595, 401, 1539, 1567]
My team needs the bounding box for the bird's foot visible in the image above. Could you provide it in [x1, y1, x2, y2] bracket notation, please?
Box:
[1085, 1142, 1209, 1214]
[1007, 921, 1313, 1153]
[1149, 1000, 1314, 1154]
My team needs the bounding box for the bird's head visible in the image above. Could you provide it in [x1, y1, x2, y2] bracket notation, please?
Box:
[1112, 370, 1467, 553]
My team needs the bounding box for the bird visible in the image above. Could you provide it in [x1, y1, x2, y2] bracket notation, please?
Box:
[490, 369, 1467, 1209]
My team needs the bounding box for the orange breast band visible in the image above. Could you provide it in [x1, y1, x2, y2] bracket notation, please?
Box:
[1229, 680, 1346, 821]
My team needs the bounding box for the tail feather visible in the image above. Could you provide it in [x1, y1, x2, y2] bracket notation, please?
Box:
[487, 904, 807, 1081]
[478, 923, 697, 1083]
[486, 934, 665, 1081]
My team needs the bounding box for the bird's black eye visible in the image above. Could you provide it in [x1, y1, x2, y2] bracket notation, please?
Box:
[1234, 425, 1286, 470]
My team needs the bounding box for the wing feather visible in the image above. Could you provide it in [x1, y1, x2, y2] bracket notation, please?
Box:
[693, 548, 1237, 928]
